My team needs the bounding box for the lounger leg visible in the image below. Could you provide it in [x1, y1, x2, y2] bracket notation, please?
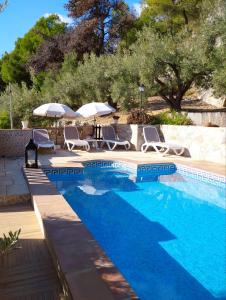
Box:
[125, 143, 130, 150]
[141, 144, 149, 153]
[106, 142, 116, 151]
[70, 144, 76, 151]
[67, 142, 72, 151]
[162, 147, 170, 155]
[110, 143, 117, 151]
[85, 143, 90, 151]
[173, 147, 185, 156]
[153, 145, 169, 155]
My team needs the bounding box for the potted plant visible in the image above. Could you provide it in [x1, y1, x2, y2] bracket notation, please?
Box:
[112, 115, 120, 124]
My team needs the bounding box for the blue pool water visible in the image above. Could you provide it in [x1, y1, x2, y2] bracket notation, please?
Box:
[47, 163, 226, 300]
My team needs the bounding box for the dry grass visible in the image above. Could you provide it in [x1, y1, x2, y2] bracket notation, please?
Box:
[74, 97, 218, 125]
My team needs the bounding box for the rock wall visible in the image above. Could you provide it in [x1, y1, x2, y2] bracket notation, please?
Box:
[199, 88, 226, 108]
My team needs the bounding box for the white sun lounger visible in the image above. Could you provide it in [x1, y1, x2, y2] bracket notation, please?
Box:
[102, 125, 130, 151]
[141, 126, 185, 155]
[33, 129, 55, 150]
[64, 126, 90, 151]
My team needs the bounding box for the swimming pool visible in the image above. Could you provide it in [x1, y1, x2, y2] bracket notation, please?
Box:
[46, 161, 226, 300]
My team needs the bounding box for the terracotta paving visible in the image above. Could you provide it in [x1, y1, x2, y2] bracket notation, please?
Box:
[0, 203, 63, 300]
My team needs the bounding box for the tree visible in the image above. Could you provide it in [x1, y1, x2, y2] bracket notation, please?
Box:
[65, 0, 134, 55]
[140, 0, 203, 33]
[210, 15, 226, 97]
[0, 60, 6, 92]
[131, 19, 224, 111]
[0, 82, 43, 127]
[0, 111, 10, 128]
[1, 14, 66, 84]
[39, 52, 80, 105]
[27, 32, 69, 75]
[0, 0, 7, 12]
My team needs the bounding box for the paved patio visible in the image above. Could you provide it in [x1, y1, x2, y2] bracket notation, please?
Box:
[38, 149, 226, 175]
[0, 203, 63, 299]
[0, 157, 30, 206]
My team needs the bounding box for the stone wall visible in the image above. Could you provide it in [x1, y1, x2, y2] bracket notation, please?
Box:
[185, 111, 226, 127]
[0, 129, 32, 157]
[0, 125, 95, 157]
[160, 125, 226, 164]
[114, 124, 226, 164]
[1, 125, 225, 164]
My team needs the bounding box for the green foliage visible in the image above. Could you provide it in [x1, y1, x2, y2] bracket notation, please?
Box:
[151, 111, 192, 125]
[0, 83, 43, 127]
[109, 52, 142, 109]
[73, 53, 120, 106]
[0, 110, 10, 128]
[130, 18, 223, 110]
[0, 0, 225, 120]
[140, 0, 203, 33]
[39, 52, 79, 105]
[0, 229, 21, 255]
[210, 17, 226, 97]
[0, 60, 6, 92]
[1, 15, 66, 84]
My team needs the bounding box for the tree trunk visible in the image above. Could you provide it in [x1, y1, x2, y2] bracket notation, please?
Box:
[160, 93, 182, 111]
[170, 101, 182, 111]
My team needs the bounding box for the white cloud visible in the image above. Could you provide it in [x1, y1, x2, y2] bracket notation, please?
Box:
[44, 13, 73, 25]
[132, 3, 142, 17]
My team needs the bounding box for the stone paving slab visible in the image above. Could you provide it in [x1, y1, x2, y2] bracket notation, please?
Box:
[0, 157, 30, 206]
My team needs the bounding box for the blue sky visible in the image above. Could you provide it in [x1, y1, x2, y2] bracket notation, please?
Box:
[0, 0, 140, 57]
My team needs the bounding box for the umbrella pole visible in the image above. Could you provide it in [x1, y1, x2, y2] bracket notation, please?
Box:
[55, 117, 58, 145]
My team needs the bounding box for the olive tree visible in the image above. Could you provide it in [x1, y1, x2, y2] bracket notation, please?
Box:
[131, 21, 223, 111]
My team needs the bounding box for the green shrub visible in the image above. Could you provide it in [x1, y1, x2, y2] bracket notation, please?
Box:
[0, 111, 10, 129]
[151, 111, 193, 125]
[0, 229, 21, 255]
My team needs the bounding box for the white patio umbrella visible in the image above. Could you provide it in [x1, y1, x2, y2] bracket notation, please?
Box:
[76, 102, 116, 120]
[33, 103, 79, 119]
[33, 103, 79, 144]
